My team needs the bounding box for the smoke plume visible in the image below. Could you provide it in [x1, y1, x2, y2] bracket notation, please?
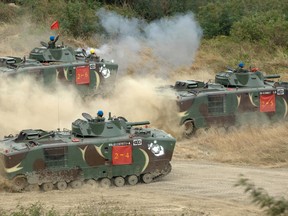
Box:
[0, 10, 203, 139]
[96, 8, 203, 76]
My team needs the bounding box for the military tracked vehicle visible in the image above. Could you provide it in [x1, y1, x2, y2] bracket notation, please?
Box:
[169, 67, 288, 137]
[0, 112, 176, 192]
[0, 40, 118, 97]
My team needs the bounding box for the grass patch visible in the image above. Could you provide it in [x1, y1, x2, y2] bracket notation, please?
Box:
[0, 202, 58, 216]
[176, 122, 288, 167]
[0, 198, 147, 216]
[194, 37, 288, 75]
[0, 3, 20, 24]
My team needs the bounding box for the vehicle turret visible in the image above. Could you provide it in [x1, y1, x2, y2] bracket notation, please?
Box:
[72, 113, 150, 137]
[215, 68, 280, 87]
[29, 42, 77, 63]
[173, 80, 205, 91]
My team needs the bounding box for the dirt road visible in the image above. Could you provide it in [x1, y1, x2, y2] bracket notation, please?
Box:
[0, 159, 287, 216]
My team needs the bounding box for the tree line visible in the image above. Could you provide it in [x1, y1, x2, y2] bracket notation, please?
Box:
[1, 0, 288, 49]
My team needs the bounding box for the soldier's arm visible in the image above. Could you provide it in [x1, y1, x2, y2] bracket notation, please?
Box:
[54, 34, 59, 43]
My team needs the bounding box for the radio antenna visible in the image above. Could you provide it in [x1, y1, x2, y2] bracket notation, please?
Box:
[57, 91, 60, 130]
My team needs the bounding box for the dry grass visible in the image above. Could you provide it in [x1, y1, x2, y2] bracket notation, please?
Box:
[175, 122, 288, 167]
[194, 38, 288, 75]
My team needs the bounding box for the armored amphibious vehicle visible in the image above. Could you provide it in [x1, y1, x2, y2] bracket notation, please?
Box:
[0, 40, 118, 97]
[170, 67, 288, 137]
[0, 112, 176, 192]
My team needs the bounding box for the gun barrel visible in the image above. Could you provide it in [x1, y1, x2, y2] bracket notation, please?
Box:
[127, 121, 150, 127]
[265, 74, 280, 79]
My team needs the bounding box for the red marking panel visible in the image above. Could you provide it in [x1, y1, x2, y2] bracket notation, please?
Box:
[260, 93, 275, 112]
[112, 145, 132, 165]
[76, 66, 90, 84]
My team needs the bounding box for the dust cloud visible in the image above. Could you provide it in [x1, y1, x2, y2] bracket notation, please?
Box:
[0, 76, 87, 136]
[94, 76, 182, 137]
[0, 10, 203, 138]
[0, 75, 180, 138]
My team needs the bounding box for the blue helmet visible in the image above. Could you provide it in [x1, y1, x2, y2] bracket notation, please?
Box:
[50, 36, 55, 41]
[238, 62, 245, 68]
[97, 110, 103, 117]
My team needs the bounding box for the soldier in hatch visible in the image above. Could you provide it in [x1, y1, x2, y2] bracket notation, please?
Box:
[48, 34, 59, 49]
[235, 62, 248, 73]
[95, 110, 105, 122]
[86, 48, 100, 62]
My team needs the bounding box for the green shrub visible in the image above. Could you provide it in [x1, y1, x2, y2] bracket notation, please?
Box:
[130, 0, 191, 21]
[235, 176, 288, 216]
[0, 2, 20, 23]
[231, 11, 288, 48]
[59, 1, 99, 38]
[197, 1, 244, 38]
[22, 0, 102, 38]
[197, 0, 288, 39]
[21, 0, 63, 24]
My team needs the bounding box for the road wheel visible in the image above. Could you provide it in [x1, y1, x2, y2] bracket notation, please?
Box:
[56, 181, 67, 190]
[114, 177, 125, 187]
[142, 173, 153, 184]
[184, 120, 195, 138]
[12, 176, 28, 192]
[162, 163, 172, 175]
[42, 182, 54, 192]
[70, 180, 82, 189]
[86, 179, 97, 187]
[26, 184, 39, 192]
[100, 178, 111, 188]
[127, 175, 138, 186]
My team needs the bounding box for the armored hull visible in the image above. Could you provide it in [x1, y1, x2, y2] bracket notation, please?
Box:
[169, 68, 288, 137]
[0, 42, 118, 97]
[0, 113, 176, 192]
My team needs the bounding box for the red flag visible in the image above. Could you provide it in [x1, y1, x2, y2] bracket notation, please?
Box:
[112, 145, 132, 165]
[50, 20, 59, 30]
[260, 93, 275, 112]
[76, 66, 90, 84]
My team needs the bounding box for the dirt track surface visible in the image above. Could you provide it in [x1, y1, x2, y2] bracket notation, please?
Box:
[0, 159, 287, 216]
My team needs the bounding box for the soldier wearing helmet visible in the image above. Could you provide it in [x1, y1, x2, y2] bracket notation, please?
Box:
[235, 61, 247, 73]
[90, 49, 96, 55]
[95, 110, 105, 122]
[86, 48, 99, 62]
[48, 34, 59, 49]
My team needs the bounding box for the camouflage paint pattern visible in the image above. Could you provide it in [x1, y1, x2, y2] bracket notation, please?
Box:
[169, 69, 288, 136]
[0, 113, 176, 191]
[0, 43, 118, 97]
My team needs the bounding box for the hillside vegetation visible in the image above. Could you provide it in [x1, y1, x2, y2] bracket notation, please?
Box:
[1, 0, 287, 74]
